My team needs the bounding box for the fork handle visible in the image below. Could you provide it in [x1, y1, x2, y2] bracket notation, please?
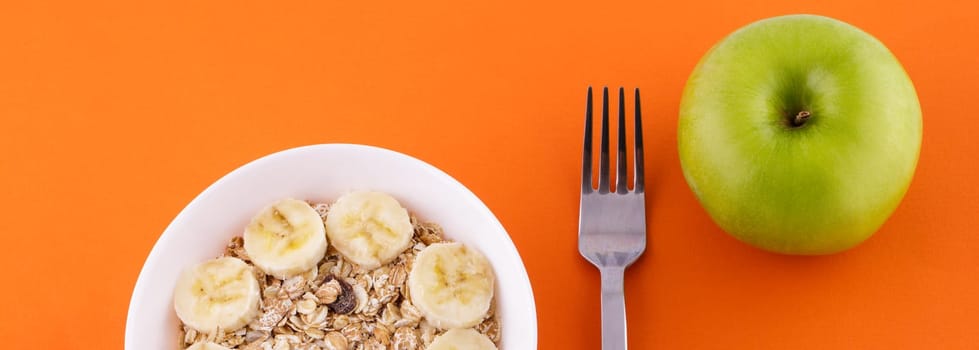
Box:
[600, 266, 628, 350]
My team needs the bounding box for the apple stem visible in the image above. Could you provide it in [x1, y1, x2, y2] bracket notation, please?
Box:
[792, 111, 811, 127]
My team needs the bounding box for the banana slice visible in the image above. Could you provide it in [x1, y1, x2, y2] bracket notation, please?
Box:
[186, 342, 232, 350]
[426, 328, 498, 350]
[244, 198, 328, 278]
[408, 242, 495, 329]
[173, 257, 261, 333]
[324, 191, 414, 269]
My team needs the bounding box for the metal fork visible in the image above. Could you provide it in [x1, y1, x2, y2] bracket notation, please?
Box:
[578, 86, 646, 350]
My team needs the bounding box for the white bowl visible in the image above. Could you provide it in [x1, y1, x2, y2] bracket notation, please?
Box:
[126, 144, 537, 349]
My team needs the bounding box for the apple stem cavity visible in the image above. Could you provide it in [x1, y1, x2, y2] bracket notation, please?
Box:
[791, 110, 812, 127]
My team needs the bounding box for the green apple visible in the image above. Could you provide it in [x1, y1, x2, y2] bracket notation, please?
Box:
[678, 15, 921, 254]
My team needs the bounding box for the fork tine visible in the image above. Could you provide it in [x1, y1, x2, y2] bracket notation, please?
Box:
[616, 87, 628, 194]
[634, 88, 645, 193]
[582, 87, 594, 193]
[598, 87, 611, 193]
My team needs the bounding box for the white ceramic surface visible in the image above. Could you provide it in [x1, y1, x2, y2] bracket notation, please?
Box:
[126, 144, 537, 349]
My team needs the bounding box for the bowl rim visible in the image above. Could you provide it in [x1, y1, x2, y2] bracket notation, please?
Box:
[125, 143, 538, 348]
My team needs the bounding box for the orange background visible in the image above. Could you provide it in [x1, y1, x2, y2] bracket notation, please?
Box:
[1, 0, 977, 348]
